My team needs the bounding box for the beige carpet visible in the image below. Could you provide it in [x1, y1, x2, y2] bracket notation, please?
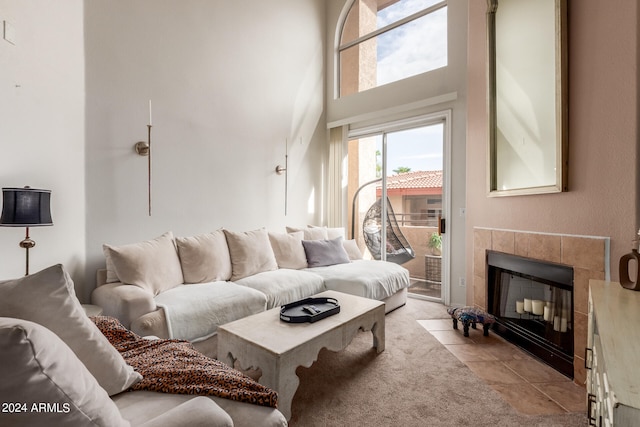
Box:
[288, 297, 587, 427]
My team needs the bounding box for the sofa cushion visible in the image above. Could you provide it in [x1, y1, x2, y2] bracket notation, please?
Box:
[113, 392, 232, 427]
[224, 228, 278, 281]
[268, 231, 308, 269]
[113, 391, 288, 427]
[139, 398, 233, 427]
[0, 317, 130, 427]
[154, 282, 268, 342]
[175, 230, 233, 283]
[234, 269, 325, 309]
[206, 395, 289, 427]
[103, 231, 184, 295]
[306, 259, 410, 300]
[302, 237, 351, 268]
[0, 264, 142, 396]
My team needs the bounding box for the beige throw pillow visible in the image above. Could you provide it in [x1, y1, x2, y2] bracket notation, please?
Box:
[0, 318, 130, 427]
[343, 239, 364, 260]
[175, 230, 232, 283]
[286, 226, 328, 240]
[268, 231, 308, 269]
[0, 264, 141, 396]
[103, 232, 184, 295]
[103, 250, 119, 283]
[224, 228, 278, 281]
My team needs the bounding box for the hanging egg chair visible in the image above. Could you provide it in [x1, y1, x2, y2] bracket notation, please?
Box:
[351, 179, 415, 265]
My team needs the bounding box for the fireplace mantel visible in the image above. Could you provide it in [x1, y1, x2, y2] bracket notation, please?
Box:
[473, 227, 609, 386]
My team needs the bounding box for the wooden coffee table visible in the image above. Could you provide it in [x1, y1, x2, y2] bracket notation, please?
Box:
[217, 290, 385, 420]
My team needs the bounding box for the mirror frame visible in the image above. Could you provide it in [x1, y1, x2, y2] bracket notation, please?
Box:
[487, 0, 568, 197]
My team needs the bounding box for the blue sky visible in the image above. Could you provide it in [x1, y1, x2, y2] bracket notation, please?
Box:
[376, 0, 447, 86]
[375, 123, 444, 174]
[372, 1, 447, 173]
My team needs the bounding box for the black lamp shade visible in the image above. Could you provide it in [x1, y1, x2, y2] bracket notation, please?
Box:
[0, 187, 53, 227]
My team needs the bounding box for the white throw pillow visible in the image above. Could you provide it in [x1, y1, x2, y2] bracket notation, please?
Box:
[175, 230, 233, 283]
[309, 225, 345, 240]
[343, 239, 364, 260]
[103, 232, 184, 295]
[0, 264, 141, 396]
[224, 228, 278, 281]
[286, 226, 328, 240]
[0, 317, 130, 427]
[268, 231, 308, 269]
[302, 237, 351, 268]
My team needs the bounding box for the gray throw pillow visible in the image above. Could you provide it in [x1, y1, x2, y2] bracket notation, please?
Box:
[302, 237, 351, 268]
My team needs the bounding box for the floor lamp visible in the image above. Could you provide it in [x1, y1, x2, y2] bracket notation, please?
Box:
[0, 187, 53, 276]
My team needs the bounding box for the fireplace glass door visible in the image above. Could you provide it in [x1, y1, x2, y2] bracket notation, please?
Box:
[492, 272, 573, 351]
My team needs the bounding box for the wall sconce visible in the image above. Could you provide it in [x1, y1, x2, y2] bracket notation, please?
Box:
[135, 140, 149, 156]
[0, 187, 53, 276]
[134, 100, 153, 216]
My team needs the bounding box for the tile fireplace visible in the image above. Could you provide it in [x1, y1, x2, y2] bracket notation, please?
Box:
[472, 227, 609, 386]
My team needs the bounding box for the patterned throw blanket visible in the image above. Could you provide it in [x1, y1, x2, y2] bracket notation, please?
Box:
[92, 316, 278, 408]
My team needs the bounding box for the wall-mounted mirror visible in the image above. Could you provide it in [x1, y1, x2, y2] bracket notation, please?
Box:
[487, 0, 568, 196]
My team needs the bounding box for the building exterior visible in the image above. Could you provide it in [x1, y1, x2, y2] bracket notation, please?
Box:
[376, 170, 443, 227]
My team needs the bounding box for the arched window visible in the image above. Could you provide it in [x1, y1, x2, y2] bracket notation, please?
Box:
[338, 0, 447, 97]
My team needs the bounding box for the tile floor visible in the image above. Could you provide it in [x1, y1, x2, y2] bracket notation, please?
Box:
[418, 317, 587, 416]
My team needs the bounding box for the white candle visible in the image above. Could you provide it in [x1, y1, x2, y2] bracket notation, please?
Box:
[553, 316, 560, 331]
[149, 100, 152, 125]
[524, 298, 532, 313]
[516, 300, 525, 314]
[543, 306, 554, 321]
[560, 318, 568, 332]
[532, 300, 544, 315]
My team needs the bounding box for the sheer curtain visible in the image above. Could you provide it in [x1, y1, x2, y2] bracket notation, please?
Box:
[327, 126, 346, 228]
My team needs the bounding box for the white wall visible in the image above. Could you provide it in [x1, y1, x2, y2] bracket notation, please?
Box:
[325, 0, 468, 305]
[0, 0, 468, 306]
[0, 1, 86, 291]
[84, 0, 327, 301]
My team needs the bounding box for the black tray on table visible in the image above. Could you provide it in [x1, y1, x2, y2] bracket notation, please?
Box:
[280, 297, 340, 323]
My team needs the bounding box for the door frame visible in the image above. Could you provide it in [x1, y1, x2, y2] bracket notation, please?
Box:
[344, 109, 451, 305]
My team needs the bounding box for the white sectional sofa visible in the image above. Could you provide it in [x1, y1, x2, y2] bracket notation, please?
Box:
[92, 226, 411, 358]
[0, 264, 287, 427]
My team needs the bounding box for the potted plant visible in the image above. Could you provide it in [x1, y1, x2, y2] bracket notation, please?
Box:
[428, 232, 442, 256]
[425, 233, 442, 284]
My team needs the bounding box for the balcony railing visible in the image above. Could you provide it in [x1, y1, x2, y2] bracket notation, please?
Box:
[395, 213, 441, 227]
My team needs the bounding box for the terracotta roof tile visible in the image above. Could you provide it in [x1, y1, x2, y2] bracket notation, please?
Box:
[377, 170, 442, 190]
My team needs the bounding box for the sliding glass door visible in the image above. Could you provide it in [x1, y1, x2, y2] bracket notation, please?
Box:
[347, 113, 448, 302]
